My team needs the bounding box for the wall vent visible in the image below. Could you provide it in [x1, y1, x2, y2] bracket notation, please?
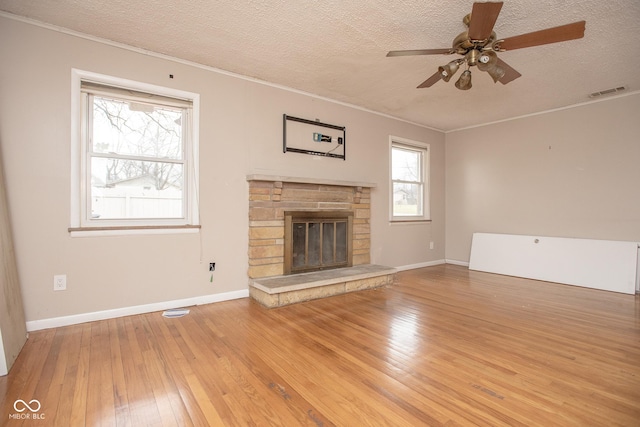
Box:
[588, 86, 627, 98]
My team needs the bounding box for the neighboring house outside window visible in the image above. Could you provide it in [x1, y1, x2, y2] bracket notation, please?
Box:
[70, 70, 199, 235]
[390, 137, 430, 222]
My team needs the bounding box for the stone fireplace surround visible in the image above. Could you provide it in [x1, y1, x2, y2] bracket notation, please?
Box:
[247, 175, 396, 307]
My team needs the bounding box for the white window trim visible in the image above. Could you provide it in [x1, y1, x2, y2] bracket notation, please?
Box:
[70, 69, 200, 236]
[389, 136, 431, 223]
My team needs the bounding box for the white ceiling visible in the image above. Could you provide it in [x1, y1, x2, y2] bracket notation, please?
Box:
[1, 0, 639, 131]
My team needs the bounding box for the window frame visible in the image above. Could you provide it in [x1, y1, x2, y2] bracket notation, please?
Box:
[389, 136, 431, 223]
[70, 69, 200, 235]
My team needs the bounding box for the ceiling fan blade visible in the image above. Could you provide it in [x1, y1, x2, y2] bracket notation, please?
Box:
[468, 1, 503, 41]
[417, 71, 442, 88]
[499, 21, 586, 51]
[496, 58, 521, 84]
[387, 48, 452, 57]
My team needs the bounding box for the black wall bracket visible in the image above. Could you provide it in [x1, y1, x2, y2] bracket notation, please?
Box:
[283, 114, 346, 160]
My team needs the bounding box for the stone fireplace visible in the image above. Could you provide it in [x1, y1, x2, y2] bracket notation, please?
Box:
[247, 175, 395, 307]
[247, 175, 373, 278]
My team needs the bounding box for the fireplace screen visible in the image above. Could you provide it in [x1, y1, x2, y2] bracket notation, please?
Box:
[284, 211, 353, 274]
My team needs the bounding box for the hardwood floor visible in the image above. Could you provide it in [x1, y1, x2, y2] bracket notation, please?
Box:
[1, 264, 639, 426]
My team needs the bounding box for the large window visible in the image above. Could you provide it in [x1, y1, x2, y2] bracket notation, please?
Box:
[71, 70, 199, 233]
[390, 138, 430, 222]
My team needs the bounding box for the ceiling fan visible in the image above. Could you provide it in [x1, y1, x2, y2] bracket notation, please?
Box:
[387, 1, 586, 90]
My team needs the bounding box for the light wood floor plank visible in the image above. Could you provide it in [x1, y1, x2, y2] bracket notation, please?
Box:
[121, 314, 165, 426]
[1, 265, 638, 426]
[52, 324, 85, 426]
[107, 317, 133, 427]
[69, 323, 92, 426]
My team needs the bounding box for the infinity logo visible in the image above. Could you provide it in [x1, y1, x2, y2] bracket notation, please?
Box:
[13, 399, 41, 413]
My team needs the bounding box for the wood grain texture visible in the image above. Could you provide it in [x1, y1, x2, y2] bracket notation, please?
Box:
[1, 265, 639, 426]
[468, 2, 503, 41]
[418, 71, 443, 89]
[499, 21, 586, 51]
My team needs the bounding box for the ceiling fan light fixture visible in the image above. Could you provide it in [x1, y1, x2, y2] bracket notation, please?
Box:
[477, 50, 497, 70]
[476, 50, 504, 83]
[455, 70, 472, 90]
[438, 60, 460, 82]
[476, 51, 505, 83]
[486, 64, 505, 83]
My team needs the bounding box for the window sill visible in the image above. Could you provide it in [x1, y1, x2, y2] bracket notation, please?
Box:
[389, 219, 432, 225]
[68, 224, 201, 237]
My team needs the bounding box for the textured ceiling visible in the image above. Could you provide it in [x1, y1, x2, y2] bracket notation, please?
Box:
[1, 0, 639, 131]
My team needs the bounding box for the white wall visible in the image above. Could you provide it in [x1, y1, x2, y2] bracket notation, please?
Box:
[445, 93, 640, 263]
[0, 16, 445, 323]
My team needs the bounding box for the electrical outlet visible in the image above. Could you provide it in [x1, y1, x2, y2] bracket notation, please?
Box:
[53, 274, 66, 291]
[429, 241, 434, 250]
[209, 262, 216, 272]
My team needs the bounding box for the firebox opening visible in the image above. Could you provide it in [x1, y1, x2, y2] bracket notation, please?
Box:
[284, 210, 353, 274]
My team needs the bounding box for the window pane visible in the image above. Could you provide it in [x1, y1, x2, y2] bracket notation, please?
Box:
[322, 222, 335, 264]
[335, 221, 347, 262]
[92, 96, 183, 160]
[393, 182, 423, 216]
[307, 223, 321, 266]
[90, 157, 183, 219]
[392, 147, 421, 182]
[292, 222, 306, 268]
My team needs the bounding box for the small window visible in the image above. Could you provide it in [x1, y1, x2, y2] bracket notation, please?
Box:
[390, 138, 430, 222]
[71, 70, 199, 233]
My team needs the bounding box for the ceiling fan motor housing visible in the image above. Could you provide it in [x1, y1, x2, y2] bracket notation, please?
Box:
[453, 31, 498, 55]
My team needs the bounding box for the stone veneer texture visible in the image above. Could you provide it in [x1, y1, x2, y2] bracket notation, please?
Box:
[248, 180, 371, 279]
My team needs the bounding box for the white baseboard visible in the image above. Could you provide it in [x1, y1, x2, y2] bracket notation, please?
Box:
[445, 259, 470, 267]
[395, 259, 446, 271]
[26, 289, 249, 332]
